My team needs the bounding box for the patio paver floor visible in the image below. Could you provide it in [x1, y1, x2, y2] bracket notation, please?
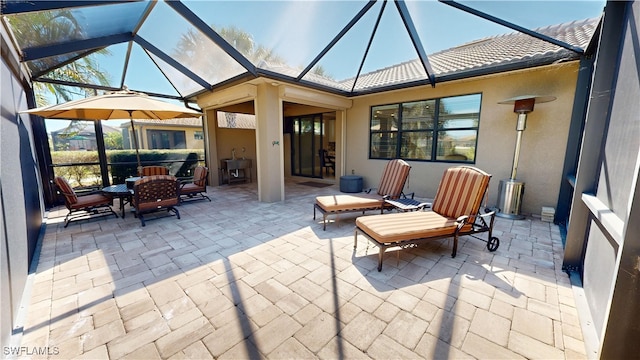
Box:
[16, 181, 588, 359]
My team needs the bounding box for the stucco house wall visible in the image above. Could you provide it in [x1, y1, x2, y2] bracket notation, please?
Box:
[196, 62, 578, 214]
[140, 124, 204, 150]
[345, 63, 580, 216]
[1, 24, 44, 350]
[123, 121, 204, 150]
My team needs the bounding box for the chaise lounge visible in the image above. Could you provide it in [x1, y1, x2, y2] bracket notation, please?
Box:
[314, 159, 411, 230]
[354, 166, 500, 271]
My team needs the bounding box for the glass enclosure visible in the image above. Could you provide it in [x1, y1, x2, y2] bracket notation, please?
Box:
[45, 117, 205, 190]
[3, 0, 604, 99]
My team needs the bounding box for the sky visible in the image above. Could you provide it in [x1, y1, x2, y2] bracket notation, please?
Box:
[42, 0, 605, 132]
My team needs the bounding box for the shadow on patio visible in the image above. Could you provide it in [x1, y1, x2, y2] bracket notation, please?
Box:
[17, 180, 587, 359]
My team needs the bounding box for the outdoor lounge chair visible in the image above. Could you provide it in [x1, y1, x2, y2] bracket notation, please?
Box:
[179, 166, 211, 202]
[132, 175, 180, 226]
[54, 176, 118, 227]
[314, 159, 411, 230]
[354, 166, 500, 271]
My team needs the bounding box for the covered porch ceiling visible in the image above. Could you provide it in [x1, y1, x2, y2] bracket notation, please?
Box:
[2, 0, 604, 102]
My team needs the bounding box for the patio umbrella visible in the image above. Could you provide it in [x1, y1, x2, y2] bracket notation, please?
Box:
[23, 89, 203, 172]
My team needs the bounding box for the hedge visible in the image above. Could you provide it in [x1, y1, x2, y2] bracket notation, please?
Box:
[51, 149, 205, 186]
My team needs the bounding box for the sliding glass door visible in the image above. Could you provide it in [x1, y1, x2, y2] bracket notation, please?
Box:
[291, 114, 323, 178]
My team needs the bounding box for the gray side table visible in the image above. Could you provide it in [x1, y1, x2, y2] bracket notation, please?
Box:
[340, 175, 363, 193]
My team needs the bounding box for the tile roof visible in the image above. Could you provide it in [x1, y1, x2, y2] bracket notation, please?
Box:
[50, 122, 120, 135]
[344, 17, 599, 92]
[217, 111, 256, 129]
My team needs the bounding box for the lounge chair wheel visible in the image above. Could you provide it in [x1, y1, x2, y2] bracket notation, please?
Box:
[487, 237, 500, 252]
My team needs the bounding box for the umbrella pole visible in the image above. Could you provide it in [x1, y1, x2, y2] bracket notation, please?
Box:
[129, 114, 142, 175]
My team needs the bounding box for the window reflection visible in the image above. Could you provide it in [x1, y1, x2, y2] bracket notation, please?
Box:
[370, 94, 481, 162]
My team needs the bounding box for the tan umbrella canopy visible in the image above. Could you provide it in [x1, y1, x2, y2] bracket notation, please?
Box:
[24, 89, 203, 171]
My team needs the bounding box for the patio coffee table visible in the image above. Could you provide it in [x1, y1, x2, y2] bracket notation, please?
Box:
[102, 184, 133, 218]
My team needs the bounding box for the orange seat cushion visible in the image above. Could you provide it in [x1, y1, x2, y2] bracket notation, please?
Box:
[181, 183, 205, 193]
[136, 198, 179, 212]
[315, 193, 384, 213]
[356, 211, 461, 244]
[69, 193, 111, 210]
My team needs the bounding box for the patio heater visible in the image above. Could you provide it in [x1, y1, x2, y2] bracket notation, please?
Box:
[496, 95, 556, 219]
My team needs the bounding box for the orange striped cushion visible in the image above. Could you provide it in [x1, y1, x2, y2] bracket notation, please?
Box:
[376, 159, 411, 198]
[54, 177, 77, 204]
[135, 174, 176, 185]
[193, 166, 207, 186]
[356, 211, 461, 244]
[71, 193, 111, 210]
[316, 193, 383, 212]
[141, 166, 168, 176]
[432, 166, 490, 219]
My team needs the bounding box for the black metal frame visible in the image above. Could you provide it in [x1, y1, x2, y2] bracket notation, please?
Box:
[54, 183, 118, 228]
[4, 0, 589, 101]
[368, 93, 482, 163]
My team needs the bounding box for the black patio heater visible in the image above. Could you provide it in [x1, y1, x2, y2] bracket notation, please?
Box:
[496, 95, 556, 219]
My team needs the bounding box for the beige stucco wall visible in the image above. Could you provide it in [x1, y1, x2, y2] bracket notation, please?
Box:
[216, 127, 257, 164]
[131, 124, 204, 150]
[196, 65, 578, 212]
[203, 109, 257, 185]
[346, 63, 580, 216]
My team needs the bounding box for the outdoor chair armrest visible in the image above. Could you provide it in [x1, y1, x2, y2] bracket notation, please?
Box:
[372, 189, 405, 199]
[59, 188, 103, 197]
[456, 214, 471, 223]
[178, 177, 194, 189]
[401, 192, 415, 199]
[366, 188, 408, 199]
[455, 214, 474, 232]
[57, 189, 75, 197]
[479, 208, 496, 218]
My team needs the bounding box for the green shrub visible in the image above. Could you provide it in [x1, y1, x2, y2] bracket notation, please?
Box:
[51, 149, 205, 186]
[50, 151, 101, 187]
[108, 149, 204, 183]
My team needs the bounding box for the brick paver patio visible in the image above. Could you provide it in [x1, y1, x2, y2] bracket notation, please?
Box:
[15, 181, 588, 359]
